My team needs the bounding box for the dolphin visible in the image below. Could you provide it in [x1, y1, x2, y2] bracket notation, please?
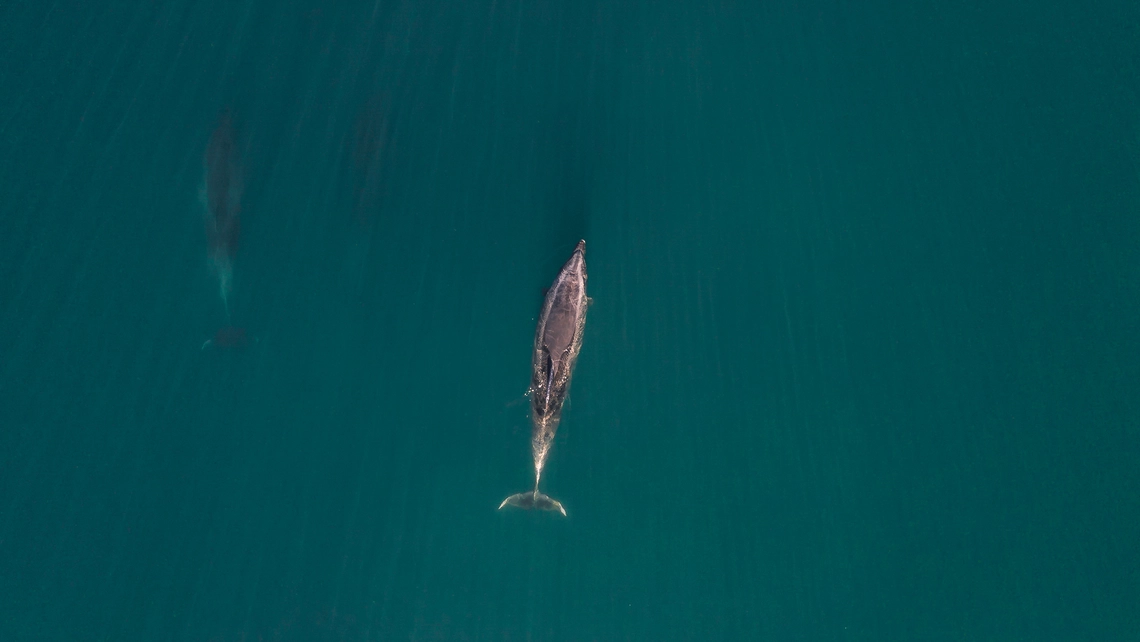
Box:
[500, 240, 589, 517]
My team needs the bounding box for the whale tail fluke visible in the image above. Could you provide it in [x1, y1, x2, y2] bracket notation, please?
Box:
[498, 490, 567, 516]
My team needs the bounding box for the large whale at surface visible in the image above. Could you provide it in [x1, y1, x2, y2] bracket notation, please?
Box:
[499, 240, 589, 517]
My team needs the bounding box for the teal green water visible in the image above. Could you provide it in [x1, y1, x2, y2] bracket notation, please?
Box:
[2, 1, 1138, 640]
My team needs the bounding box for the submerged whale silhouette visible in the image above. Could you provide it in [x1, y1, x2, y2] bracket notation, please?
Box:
[203, 109, 242, 321]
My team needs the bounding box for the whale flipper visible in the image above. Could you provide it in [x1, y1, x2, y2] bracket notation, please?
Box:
[498, 491, 566, 516]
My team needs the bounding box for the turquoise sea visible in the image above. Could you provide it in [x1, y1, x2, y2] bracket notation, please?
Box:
[1, 1, 1138, 640]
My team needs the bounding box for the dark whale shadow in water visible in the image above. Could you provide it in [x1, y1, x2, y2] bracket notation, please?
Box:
[349, 91, 394, 232]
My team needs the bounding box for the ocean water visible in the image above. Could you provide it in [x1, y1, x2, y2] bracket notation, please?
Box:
[1, 0, 1138, 640]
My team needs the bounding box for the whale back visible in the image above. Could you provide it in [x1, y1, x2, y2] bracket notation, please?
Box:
[531, 241, 588, 420]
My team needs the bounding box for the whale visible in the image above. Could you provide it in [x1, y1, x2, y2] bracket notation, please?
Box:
[203, 109, 242, 321]
[499, 240, 589, 517]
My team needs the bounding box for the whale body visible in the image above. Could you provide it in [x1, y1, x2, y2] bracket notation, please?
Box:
[499, 240, 589, 517]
